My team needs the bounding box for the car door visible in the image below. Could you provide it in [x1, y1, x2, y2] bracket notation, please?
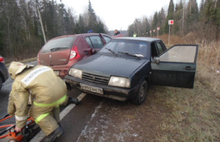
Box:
[85, 35, 104, 52]
[150, 44, 199, 88]
[102, 35, 112, 43]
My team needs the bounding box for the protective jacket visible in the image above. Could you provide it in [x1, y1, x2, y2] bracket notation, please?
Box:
[8, 65, 67, 132]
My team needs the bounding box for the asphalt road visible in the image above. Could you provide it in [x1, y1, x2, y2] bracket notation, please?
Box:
[0, 61, 104, 142]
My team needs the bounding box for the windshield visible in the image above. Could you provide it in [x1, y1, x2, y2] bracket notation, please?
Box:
[41, 36, 77, 53]
[100, 39, 149, 58]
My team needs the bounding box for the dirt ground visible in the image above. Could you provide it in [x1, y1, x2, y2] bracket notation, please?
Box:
[76, 79, 220, 142]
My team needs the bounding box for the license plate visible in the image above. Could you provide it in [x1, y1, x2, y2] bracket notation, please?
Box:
[54, 71, 59, 76]
[80, 84, 103, 94]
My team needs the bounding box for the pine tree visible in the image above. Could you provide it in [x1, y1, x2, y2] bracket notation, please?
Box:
[88, 0, 97, 32]
[158, 8, 166, 34]
[173, 0, 183, 34]
[203, 0, 220, 40]
[185, 0, 199, 32]
[152, 12, 158, 30]
[87, 0, 106, 33]
[163, 0, 175, 33]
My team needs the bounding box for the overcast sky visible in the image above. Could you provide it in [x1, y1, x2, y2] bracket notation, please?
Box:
[61, 0, 201, 31]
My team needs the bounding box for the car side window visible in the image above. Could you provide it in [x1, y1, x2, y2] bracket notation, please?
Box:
[85, 37, 93, 48]
[89, 36, 104, 48]
[156, 42, 165, 55]
[151, 42, 158, 57]
[103, 36, 111, 43]
[160, 45, 197, 63]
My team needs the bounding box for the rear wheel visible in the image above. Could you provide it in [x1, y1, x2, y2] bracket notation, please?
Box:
[132, 80, 148, 105]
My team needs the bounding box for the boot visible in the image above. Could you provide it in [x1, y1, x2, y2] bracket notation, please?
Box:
[67, 97, 79, 105]
[43, 127, 64, 142]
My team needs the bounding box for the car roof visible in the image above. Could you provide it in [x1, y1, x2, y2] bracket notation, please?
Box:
[113, 37, 161, 43]
[50, 33, 109, 40]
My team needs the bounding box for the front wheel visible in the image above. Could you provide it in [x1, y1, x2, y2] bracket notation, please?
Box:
[132, 80, 148, 105]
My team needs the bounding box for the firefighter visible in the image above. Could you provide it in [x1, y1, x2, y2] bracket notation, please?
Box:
[7, 61, 70, 142]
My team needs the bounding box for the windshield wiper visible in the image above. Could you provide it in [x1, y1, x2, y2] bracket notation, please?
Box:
[118, 51, 141, 59]
[105, 47, 118, 57]
[50, 47, 69, 52]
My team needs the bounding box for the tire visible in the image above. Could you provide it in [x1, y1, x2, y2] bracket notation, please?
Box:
[0, 77, 2, 90]
[132, 80, 148, 105]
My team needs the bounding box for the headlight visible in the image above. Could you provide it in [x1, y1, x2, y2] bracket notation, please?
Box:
[69, 68, 82, 79]
[108, 76, 130, 88]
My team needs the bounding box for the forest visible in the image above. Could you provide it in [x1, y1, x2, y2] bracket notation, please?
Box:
[128, 0, 220, 42]
[0, 0, 219, 61]
[0, 0, 107, 61]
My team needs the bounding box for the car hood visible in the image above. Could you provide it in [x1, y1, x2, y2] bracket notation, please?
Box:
[73, 54, 148, 77]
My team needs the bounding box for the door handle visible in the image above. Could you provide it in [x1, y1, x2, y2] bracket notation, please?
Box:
[184, 66, 195, 70]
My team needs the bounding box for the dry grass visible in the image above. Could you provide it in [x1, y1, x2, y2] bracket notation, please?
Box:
[154, 35, 220, 142]
[150, 81, 220, 142]
[78, 81, 220, 142]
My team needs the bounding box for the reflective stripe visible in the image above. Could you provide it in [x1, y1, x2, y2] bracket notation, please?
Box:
[21, 66, 51, 85]
[15, 115, 28, 121]
[33, 95, 67, 107]
[35, 113, 49, 123]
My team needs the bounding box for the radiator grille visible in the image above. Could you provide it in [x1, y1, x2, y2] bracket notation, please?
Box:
[82, 72, 109, 85]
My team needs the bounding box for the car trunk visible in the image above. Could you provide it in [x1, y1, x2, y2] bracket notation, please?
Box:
[39, 49, 71, 66]
[39, 36, 77, 66]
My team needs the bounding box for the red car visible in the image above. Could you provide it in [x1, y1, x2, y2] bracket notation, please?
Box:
[38, 33, 111, 78]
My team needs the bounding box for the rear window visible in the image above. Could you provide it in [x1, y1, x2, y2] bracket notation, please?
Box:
[41, 36, 77, 53]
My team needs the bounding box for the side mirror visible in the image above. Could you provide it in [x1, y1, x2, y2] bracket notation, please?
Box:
[84, 50, 90, 55]
[91, 49, 96, 54]
[84, 49, 96, 55]
[152, 57, 160, 64]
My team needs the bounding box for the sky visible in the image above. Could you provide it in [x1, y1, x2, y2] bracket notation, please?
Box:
[61, 0, 201, 31]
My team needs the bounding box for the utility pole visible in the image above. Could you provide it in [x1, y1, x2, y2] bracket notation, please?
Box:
[168, 25, 170, 45]
[157, 27, 160, 38]
[168, 20, 174, 46]
[190, 0, 191, 14]
[36, 0, 47, 44]
[215, 0, 217, 9]
[182, 0, 185, 35]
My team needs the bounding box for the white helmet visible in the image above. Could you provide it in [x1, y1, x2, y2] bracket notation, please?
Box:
[8, 61, 33, 79]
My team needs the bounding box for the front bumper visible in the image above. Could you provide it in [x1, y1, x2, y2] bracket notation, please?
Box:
[65, 75, 140, 101]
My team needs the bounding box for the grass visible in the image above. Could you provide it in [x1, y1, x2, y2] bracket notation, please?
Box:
[152, 34, 220, 142]
[152, 81, 220, 142]
[77, 77, 219, 142]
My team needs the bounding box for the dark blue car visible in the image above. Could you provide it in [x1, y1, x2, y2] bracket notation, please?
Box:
[65, 37, 199, 105]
